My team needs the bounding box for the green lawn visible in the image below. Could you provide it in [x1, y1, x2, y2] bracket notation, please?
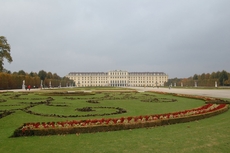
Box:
[0, 90, 229, 153]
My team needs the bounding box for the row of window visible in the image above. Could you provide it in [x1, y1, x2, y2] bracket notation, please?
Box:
[68, 72, 166, 76]
[71, 74, 165, 76]
[77, 81, 164, 84]
[70, 77, 167, 80]
[77, 84, 164, 87]
[130, 81, 163, 83]
[78, 84, 162, 87]
[109, 73, 128, 75]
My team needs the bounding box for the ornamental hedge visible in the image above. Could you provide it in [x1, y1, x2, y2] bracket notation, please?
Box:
[12, 103, 228, 137]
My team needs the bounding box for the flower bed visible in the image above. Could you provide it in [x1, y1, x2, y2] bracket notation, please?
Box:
[141, 98, 177, 103]
[12, 103, 228, 137]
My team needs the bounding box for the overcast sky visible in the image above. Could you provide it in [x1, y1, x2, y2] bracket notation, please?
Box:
[1, 0, 230, 78]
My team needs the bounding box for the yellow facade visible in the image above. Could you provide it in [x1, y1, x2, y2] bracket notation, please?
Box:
[66, 70, 168, 87]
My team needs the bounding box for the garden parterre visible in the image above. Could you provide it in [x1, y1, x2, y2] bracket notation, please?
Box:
[0, 90, 228, 137]
[0, 89, 230, 153]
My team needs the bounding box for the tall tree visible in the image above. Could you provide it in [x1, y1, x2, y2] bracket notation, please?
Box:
[46, 72, 53, 79]
[210, 72, 217, 79]
[38, 70, 47, 81]
[0, 36, 13, 71]
[18, 70, 26, 75]
[219, 70, 228, 86]
[29, 72, 35, 77]
[193, 74, 198, 80]
[205, 73, 210, 79]
[200, 73, 206, 80]
[53, 73, 60, 79]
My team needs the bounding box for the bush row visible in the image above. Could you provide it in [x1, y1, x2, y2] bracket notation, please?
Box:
[22, 106, 127, 118]
[141, 98, 177, 103]
[11, 104, 229, 137]
[44, 92, 95, 96]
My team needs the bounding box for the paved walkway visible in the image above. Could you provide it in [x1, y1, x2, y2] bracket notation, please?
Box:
[127, 87, 230, 99]
[0, 89, 41, 92]
[1, 87, 230, 99]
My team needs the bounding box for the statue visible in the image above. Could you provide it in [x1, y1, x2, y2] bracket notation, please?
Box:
[195, 81, 197, 87]
[40, 80, 43, 89]
[215, 81, 218, 87]
[22, 80, 25, 89]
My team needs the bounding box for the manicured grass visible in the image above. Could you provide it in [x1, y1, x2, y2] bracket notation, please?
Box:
[0, 89, 229, 153]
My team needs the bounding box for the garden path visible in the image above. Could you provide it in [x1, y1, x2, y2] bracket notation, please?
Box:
[127, 87, 230, 99]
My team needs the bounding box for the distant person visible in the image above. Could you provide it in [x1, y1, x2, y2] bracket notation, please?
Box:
[25, 85, 27, 90]
[28, 85, 31, 90]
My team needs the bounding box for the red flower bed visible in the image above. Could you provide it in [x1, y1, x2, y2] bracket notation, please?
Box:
[12, 103, 228, 137]
[11, 93, 229, 137]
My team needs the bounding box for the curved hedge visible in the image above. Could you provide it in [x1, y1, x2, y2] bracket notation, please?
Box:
[12, 103, 228, 137]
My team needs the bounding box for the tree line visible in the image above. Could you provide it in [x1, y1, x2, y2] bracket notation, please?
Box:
[167, 70, 230, 87]
[0, 70, 74, 90]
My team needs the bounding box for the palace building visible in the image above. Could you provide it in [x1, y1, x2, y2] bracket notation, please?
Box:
[66, 70, 168, 87]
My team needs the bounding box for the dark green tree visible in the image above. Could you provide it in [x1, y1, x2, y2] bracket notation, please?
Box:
[53, 73, 60, 79]
[193, 74, 198, 80]
[46, 72, 53, 79]
[200, 73, 206, 80]
[0, 36, 13, 71]
[219, 70, 228, 86]
[38, 70, 47, 81]
[216, 71, 221, 78]
[18, 70, 26, 75]
[210, 72, 217, 79]
[29, 72, 35, 77]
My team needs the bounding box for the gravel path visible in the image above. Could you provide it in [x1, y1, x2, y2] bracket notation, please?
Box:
[127, 87, 230, 99]
[1, 87, 230, 99]
[0, 89, 41, 92]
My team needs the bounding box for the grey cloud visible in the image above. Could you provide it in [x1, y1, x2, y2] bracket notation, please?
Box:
[1, 0, 230, 78]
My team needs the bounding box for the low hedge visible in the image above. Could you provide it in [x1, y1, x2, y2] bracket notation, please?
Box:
[0, 110, 15, 119]
[11, 104, 228, 137]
